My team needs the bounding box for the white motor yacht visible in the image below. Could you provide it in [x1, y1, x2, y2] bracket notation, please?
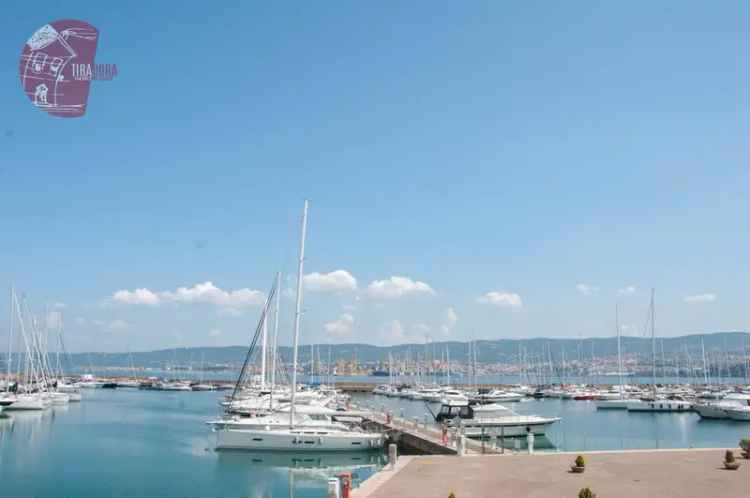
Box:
[724, 406, 750, 421]
[432, 399, 559, 437]
[694, 401, 741, 420]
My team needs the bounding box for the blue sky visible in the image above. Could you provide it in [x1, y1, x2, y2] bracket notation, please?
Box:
[1, 1, 748, 352]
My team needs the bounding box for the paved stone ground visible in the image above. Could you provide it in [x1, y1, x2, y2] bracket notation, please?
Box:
[356, 448, 748, 498]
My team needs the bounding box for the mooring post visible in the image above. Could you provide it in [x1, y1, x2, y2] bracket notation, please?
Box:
[388, 443, 398, 470]
[527, 430, 535, 454]
[457, 435, 466, 456]
[327, 477, 341, 498]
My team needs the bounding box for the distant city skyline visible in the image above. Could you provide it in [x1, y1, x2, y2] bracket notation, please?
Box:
[2, 2, 749, 352]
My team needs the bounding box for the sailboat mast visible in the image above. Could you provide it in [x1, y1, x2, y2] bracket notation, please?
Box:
[616, 302, 623, 396]
[6, 287, 13, 391]
[271, 271, 281, 390]
[289, 200, 309, 428]
[650, 288, 656, 394]
[261, 311, 267, 388]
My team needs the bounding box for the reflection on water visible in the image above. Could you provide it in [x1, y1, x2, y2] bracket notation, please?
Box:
[1, 389, 384, 498]
[217, 450, 384, 498]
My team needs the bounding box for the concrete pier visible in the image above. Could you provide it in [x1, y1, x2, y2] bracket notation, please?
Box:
[352, 448, 748, 498]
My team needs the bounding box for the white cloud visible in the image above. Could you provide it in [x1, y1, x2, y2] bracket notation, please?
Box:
[617, 285, 637, 295]
[111, 281, 265, 314]
[684, 293, 717, 304]
[113, 288, 160, 306]
[366, 276, 436, 300]
[209, 328, 222, 337]
[324, 313, 355, 339]
[303, 270, 357, 293]
[477, 291, 523, 308]
[576, 283, 599, 295]
[440, 307, 458, 335]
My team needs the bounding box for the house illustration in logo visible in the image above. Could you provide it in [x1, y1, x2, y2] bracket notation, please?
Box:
[19, 20, 99, 118]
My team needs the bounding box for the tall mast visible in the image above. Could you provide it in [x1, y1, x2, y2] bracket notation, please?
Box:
[260, 310, 267, 388]
[6, 286, 14, 392]
[289, 200, 308, 428]
[650, 288, 656, 395]
[616, 302, 623, 397]
[270, 271, 281, 390]
[446, 347, 451, 387]
[701, 335, 709, 385]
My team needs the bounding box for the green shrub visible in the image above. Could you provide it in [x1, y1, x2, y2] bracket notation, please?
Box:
[740, 438, 750, 451]
[448, 493, 456, 498]
[578, 487, 596, 498]
[725, 450, 735, 463]
[574, 455, 585, 467]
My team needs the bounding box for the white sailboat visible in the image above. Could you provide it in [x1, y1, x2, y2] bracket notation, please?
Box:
[626, 290, 691, 413]
[597, 303, 641, 409]
[215, 201, 383, 451]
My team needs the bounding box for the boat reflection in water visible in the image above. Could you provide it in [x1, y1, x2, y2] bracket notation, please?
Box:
[215, 450, 385, 498]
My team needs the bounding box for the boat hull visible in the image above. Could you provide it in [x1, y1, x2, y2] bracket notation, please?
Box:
[626, 401, 692, 412]
[459, 419, 558, 437]
[4, 394, 48, 411]
[215, 428, 385, 452]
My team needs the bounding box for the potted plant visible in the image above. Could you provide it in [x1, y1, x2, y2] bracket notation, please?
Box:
[571, 455, 586, 473]
[724, 450, 740, 470]
[740, 438, 750, 459]
[578, 487, 596, 498]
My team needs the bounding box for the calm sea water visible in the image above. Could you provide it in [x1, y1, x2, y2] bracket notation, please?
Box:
[353, 392, 750, 452]
[0, 389, 382, 498]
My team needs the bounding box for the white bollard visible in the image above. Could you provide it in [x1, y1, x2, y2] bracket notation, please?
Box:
[457, 435, 466, 456]
[388, 443, 398, 470]
[514, 437, 521, 452]
[527, 431, 535, 454]
[327, 477, 341, 498]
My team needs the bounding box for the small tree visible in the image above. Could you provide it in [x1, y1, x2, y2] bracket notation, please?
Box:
[575, 455, 586, 467]
[725, 450, 735, 463]
[578, 487, 596, 498]
[448, 493, 456, 498]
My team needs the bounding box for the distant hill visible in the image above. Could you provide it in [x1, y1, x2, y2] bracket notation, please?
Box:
[63, 331, 750, 368]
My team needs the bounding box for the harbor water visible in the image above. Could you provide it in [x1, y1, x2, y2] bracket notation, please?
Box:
[353, 393, 750, 452]
[0, 389, 382, 498]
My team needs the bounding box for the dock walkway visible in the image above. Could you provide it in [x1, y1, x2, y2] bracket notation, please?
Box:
[358, 406, 502, 456]
[352, 448, 747, 498]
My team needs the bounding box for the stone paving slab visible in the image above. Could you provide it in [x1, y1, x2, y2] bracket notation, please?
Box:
[356, 448, 748, 498]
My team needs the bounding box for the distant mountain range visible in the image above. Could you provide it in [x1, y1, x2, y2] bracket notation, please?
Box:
[63, 331, 750, 368]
